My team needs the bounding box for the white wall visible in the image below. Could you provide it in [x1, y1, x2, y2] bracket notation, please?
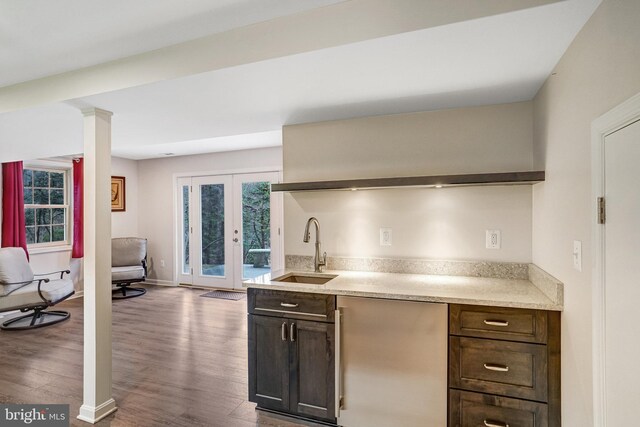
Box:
[531, 0, 640, 425]
[137, 146, 282, 283]
[283, 102, 534, 262]
[111, 156, 139, 238]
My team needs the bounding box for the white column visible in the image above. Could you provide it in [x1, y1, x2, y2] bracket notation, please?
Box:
[78, 108, 117, 424]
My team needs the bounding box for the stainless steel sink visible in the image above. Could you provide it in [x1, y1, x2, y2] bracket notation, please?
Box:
[272, 273, 337, 285]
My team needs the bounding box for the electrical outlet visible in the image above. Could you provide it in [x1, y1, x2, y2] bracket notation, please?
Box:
[486, 230, 501, 249]
[573, 240, 582, 272]
[160, 259, 166, 268]
[380, 228, 392, 246]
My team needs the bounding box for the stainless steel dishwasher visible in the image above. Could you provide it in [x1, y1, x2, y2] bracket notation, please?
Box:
[335, 296, 448, 427]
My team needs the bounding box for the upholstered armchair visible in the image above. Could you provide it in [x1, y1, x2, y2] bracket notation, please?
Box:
[112, 237, 147, 299]
[0, 247, 74, 330]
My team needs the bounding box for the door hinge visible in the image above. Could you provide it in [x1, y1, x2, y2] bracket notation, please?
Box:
[598, 197, 606, 224]
[191, 268, 194, 274]
[278, 227, 281, 236]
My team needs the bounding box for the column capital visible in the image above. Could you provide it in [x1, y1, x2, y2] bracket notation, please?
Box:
[81, 107, 113, 118]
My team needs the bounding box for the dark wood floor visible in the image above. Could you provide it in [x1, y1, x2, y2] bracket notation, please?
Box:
[0, 285, 317, 427]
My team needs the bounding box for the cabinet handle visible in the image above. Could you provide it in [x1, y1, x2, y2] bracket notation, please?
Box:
[484, 420, 509, 427]
[484, 319, 509, 327]
[280, 302, 299, 308]
[484, 363, 509, 372]
[281, 322, 288, 341]
[290, 323, 296, 342]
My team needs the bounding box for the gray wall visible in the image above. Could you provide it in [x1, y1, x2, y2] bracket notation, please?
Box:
[283, 102, 534, 262]
[532, 0, 640, 425]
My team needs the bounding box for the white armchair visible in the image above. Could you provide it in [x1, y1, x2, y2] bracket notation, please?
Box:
[0, 247, 74, 330]
[112, 237, 147, 299]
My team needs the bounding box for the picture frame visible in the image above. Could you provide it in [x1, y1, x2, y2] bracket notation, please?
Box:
[111, 176, 126, 212]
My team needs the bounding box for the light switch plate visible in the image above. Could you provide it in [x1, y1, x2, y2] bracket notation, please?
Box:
[380, 228, 392, 246]
[573, 240, 582, 272]
[486, 230, 501, 249]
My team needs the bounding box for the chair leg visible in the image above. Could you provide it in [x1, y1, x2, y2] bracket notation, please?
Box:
[1, 308, 70, 331]
[112, 283, 146, 299]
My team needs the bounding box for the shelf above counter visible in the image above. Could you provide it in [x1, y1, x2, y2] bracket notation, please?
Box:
[271, 170, 545, 192]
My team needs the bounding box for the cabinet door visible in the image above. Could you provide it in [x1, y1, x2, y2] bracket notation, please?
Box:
[248, 314, 290, 412]
[290, 319, 336, 422]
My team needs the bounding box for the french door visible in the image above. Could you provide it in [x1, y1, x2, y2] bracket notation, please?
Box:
[177, 171, 282, 289]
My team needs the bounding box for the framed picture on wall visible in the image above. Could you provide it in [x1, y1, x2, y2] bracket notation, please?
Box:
[111, 176, 126, 212]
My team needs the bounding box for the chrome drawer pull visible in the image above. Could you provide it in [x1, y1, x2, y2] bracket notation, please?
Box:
[484, 363, 509, 372]
[484, 420, 509, 427]
[484, 319, 509, 327]
[280, 302, 299, 308]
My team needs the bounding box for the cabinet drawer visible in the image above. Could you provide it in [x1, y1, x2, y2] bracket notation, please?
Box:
[450, 390, 548, 427]
[248, 288, 336, 322]
[450, 337, 548, 402]
[450, 304, 548, 344]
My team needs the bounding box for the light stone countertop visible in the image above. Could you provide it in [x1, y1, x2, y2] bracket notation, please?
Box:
[243, 268, 563, 311]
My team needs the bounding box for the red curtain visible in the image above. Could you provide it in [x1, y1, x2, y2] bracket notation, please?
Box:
[72, 158, 84, 258]
[1, 161, 28, 258]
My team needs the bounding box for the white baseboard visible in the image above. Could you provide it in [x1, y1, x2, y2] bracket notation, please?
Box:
[143, 278, 178, 287]
[78, 399, 117, 424]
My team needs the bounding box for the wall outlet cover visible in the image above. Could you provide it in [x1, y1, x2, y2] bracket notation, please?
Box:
[486, 230, 501, 249]
[380, 228, 392, 246]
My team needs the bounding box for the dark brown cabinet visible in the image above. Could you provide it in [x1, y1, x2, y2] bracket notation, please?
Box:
[448, 304, 561, 427]
[248, 289, 336, 424]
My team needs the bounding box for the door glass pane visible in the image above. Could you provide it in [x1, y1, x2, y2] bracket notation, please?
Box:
[200, 184, 225, 277]
[182, 185, 190, 275]
[242, 181, 271, 279]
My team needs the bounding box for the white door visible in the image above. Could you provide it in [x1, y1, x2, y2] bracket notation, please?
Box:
[177, 172, 282, 289]
[232, 172, 283, 285]
[603, 118, 640, 425]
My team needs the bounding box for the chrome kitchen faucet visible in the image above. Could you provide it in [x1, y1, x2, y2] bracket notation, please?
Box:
[303, 217, 327, 273]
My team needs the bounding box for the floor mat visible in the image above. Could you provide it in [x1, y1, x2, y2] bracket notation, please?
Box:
[200, 290, 246, 301]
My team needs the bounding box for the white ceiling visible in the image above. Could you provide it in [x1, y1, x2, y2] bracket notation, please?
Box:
[0, 0, 601, 161]
[0, 0, 344, 88]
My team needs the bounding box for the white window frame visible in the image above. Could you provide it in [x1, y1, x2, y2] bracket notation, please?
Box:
[24, 160, 73, 252]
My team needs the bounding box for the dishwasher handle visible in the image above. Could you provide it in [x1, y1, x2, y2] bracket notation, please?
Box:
[335, 308, 343, 416]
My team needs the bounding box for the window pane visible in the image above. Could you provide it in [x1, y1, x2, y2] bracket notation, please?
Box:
[50, 172, 64, 188]
[36, 208, 51, 226]
[52, 226, 65, 242]
[34, 171, 49, 187]
[25, 208, 35, 226]
[52, 208, 65, 225]
[23, 170, 33, 187]
[182, 185, 190, 275]
[23, 188, 33, 204]
[200, 184, 225, 277]
[26, 227, 35, 244]
[37, 226, 51, 243]
[50, 189, 64, 205]
[242, 181, 272, 279]
[34, 189, 49, 204]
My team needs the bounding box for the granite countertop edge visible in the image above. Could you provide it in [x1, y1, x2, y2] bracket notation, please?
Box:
[242, 269, 564, 312]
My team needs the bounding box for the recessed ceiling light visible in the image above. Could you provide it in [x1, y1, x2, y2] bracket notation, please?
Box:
[161, 152, 175, 156]
[435, 185, 443, 188]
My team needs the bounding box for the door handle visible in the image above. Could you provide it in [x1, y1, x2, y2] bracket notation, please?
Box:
[233, 238, 239, 243]
[290, 323, 296, 342]
[281, 322, 288, 341]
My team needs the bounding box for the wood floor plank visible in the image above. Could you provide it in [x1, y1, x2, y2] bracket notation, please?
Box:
[0, 285, 320, 426]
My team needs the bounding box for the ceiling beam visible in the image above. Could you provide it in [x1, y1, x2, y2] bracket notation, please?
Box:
[0, 0, 560, 114]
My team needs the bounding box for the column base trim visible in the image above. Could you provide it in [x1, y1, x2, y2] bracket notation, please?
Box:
[77, 399, 117, 424]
